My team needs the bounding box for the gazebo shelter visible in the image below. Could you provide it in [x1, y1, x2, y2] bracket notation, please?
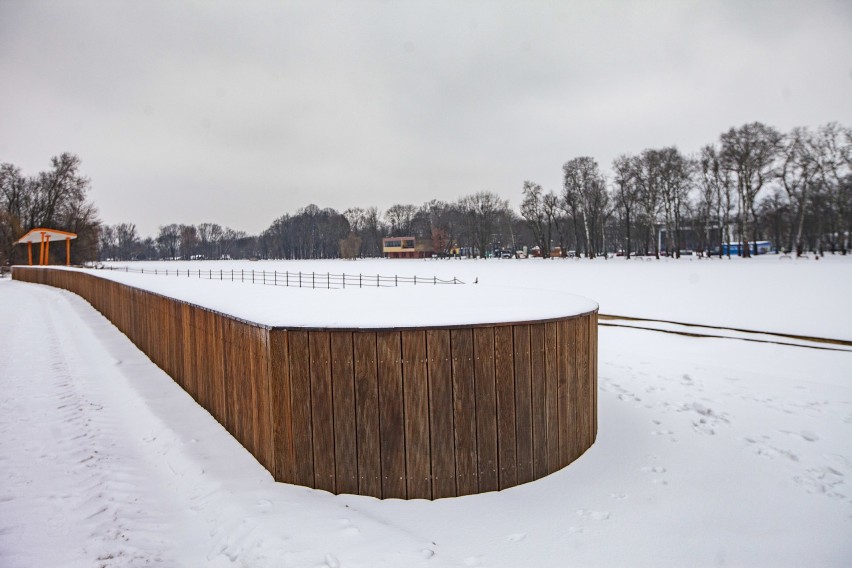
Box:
[15, 228, 78, 266]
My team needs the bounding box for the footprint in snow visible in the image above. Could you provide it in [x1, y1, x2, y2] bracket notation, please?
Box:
[506, 532, 526, 542]
[576, 509, 610, 521]
[324, 553, 340, 568]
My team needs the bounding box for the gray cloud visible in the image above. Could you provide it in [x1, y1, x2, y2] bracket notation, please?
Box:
[1, 0, 850, 236]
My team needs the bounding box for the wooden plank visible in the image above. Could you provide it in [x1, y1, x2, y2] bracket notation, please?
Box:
[427, 329, 456, 499]
[513, 324, 533, 485]
[331, 332, 358, 495]
[574, 316, 589, 461]
[309, 331, 336, 493]
[592, 312, 598, 446]
[529, 323, 548, 480]
[544, 321, 559, 474]
[557, 318, 572, 468]
[450, 328, 478, 496]
[254, 327, 275, 474]
[402, 330, 431, 499]
[377, 332, 406, 499]
[288, 330, 314, 488]
[269, 330, 296, 483]
[494, 325, 517, 490]
[210, 312, 227, 427]
[353, 332, 381, 497]
[473, 327, 498, 493]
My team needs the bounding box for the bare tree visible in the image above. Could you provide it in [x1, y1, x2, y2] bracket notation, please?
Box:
[720, 122, 782, 257]
[612, 154, 640, 258]
[563, 157, 608, 258]
[520, 181, 553, 258]
[458, 191, 509, 258]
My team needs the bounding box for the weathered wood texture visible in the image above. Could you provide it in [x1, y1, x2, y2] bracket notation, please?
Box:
[13, 266, 598, 499]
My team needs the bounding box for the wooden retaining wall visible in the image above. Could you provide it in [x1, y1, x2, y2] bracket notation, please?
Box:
[13, 266, 598, 499]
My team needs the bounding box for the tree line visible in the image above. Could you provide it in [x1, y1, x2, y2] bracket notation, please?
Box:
[2, 121, 848, 265]
[533, 121, 850, 259]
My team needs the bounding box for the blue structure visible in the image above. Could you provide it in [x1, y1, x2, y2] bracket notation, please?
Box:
[720, 241, 773, 255]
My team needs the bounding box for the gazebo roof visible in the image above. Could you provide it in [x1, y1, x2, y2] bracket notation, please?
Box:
[15, 227, 78, 244]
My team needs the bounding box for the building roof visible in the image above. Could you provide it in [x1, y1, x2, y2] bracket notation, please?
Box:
[15, 228, 78, 244]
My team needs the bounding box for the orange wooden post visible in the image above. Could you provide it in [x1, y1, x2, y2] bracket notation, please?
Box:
[66, 237, 71, 266]
[27, 241, 33, 265]
[39, 232, 45, 265]
[45, 235, 51, 265]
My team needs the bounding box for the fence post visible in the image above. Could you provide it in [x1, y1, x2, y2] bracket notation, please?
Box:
[312, 272, 315, 288]
[299, 272, 302, 288]
[414, 275, 417, 285]
[274, 271, 277, 286]
[434, 276, 436, 284]
[241, 269, 244, 282]
[342, 274, 345, 288]
[359, 273, 362, 288]
[395, 275, 398, 286]
[252, 270, 255, 284]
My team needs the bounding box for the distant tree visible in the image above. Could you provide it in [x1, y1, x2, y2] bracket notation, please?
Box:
[339, 232, 362, 259]
[562, 157, 608, 258]
[115, 222, 140, 260]
[385, 204, 417, 236]
[520, 180, 553, 258]
[179, 224, 199, 259]
[612, 154, 640, 258]
[157, 224, 180, 260]
[720, 122, 782, 257]
[458, 191, 510, 258]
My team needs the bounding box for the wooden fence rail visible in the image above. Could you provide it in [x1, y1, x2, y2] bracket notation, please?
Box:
[13, 266, 598, 499]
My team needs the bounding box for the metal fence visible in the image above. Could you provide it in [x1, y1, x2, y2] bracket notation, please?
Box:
[95, 265, 464, 289]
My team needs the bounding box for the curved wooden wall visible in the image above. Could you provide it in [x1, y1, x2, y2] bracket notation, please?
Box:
[13, 266, 597, 499]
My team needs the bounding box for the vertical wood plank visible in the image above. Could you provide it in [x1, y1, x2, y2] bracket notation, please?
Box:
[473, 327, 498, 493]
[309, 331, 336, 493]
[255, 327, 275, 474]
[513, 324, 533, 485]
[544, 321, 559, 474]
[377, 332, 406, 499]
[269, 330, 295, 483]
[288, 330, 315, 488]
[494, 325, 517, 490]
[402, 330, 431, 499]
[331, 332, 358, 495]
[529, 323, 548, 480]
[574, 316, 588, 462]
[450, 328, 478, 496]
[557, 318, 572, 468]
[427, 329, 456, 499]
[353, 332, 381, 497]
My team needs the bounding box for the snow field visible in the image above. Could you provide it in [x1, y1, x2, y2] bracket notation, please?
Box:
[1, 256, 851, 566]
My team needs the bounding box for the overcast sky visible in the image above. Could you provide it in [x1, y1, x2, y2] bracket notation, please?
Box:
[1, 1, 850, 237]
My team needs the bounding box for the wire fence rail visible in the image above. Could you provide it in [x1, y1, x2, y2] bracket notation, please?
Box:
[94, 265, 465, 289]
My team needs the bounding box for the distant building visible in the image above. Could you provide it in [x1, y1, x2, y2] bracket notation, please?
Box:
[382, 236, 434, 258]
[719, 241, 774, 255]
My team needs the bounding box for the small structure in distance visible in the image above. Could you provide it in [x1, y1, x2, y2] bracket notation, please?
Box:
[15, 228, 78, 266]
[382, 236, 434, 258]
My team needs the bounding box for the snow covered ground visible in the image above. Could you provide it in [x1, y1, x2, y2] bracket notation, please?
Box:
[94, 254, 852, 340]
[1, 257, 851, 567]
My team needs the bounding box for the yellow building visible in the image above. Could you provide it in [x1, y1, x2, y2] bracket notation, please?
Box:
[382, 236, 433, 258]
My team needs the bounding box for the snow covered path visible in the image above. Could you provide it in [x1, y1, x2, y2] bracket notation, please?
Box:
[1, 277, 851, 567]
[0, 279, 447, 567]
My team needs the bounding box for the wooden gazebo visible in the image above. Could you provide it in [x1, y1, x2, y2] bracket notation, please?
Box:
[15, 228, 78, 266]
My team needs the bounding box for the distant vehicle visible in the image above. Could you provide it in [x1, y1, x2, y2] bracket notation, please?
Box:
[500, 251, 514, 259]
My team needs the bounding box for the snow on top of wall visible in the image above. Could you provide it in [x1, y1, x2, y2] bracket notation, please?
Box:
[42, 265, 598, 329]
